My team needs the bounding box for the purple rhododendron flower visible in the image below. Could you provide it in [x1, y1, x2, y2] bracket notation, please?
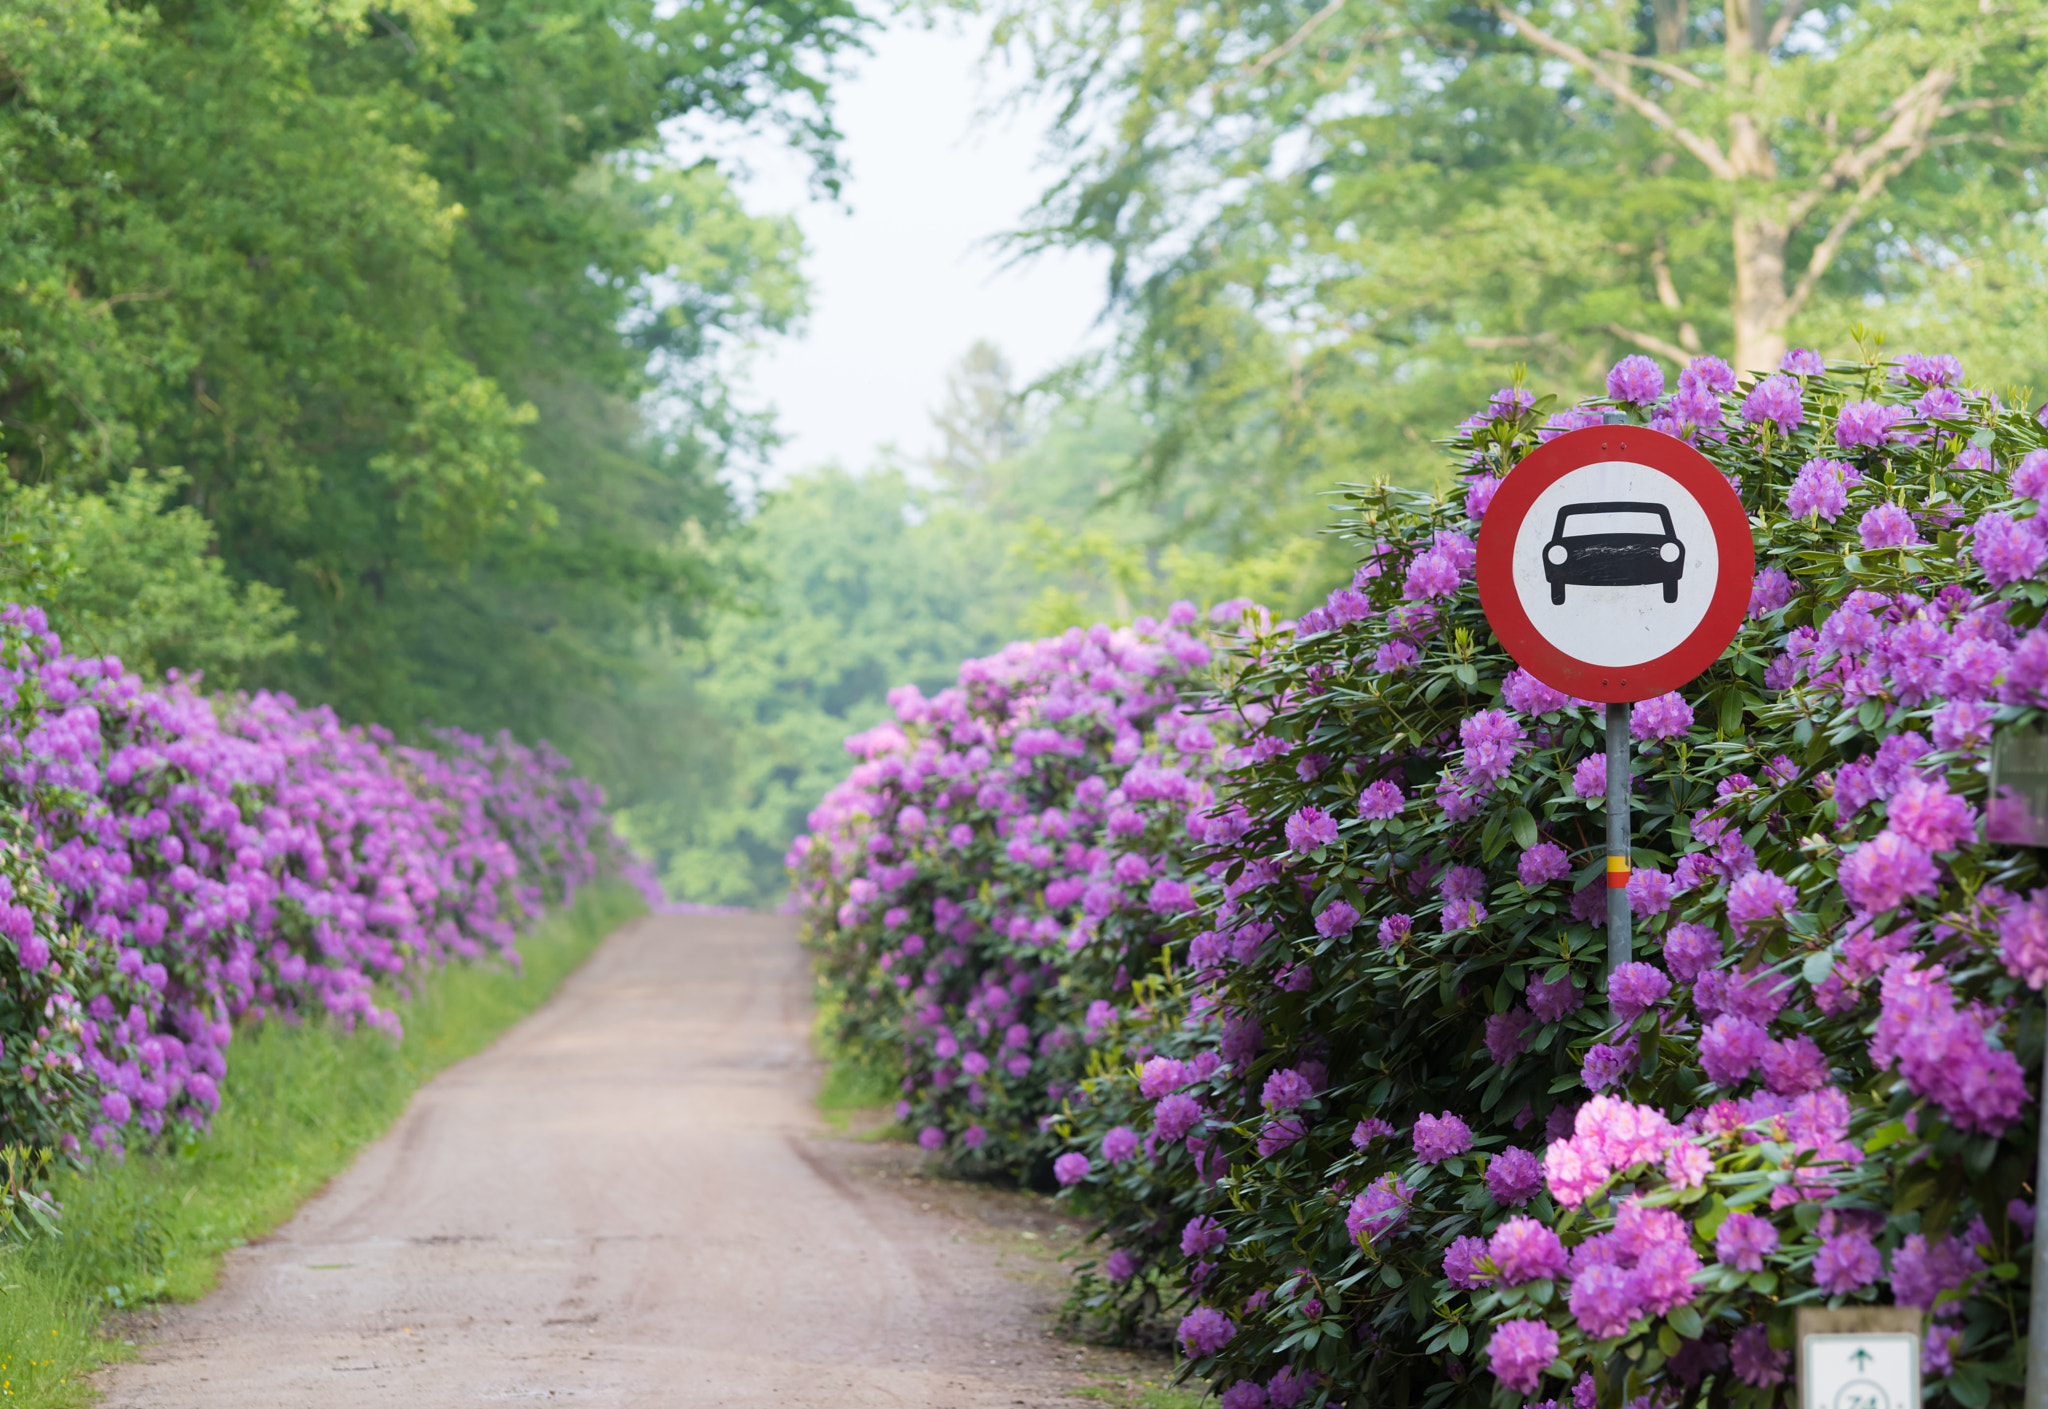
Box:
[1581, 1037, 1638, 1093]
[1998, 889, 2048, 989]
[1413, 1110, 1473, 1163]
[1502, 667, 1573, 715]
[1443, 1234, 1491, 1290]
[1139, 1056, 1188, 1098]
[1610, 962, 1672, 1022]
[1460, 708, 1527, 786]
[1104, 1249, 1137, 1282]
[1627, 867, 1675, 917]
[1177, 1307, 1235, 1357]
[1487, 1318, 1559, 1394]
[1887, 777, 1976, 852]
[1699, 1013, 1770, 1086]
[1376, 913, 1413, 949]
[1899, 353, 1963, 386]
[1683, 355, 1737, 394]
[1971, 510, 2048, 586]
[1356, 780, 1404, 819]
[1054, 1151, 1089, 1184]
[1715, 1212, 1779, 1271]
[1663, 922, 1721, 982]
[1487, 1146, 1544, 1205]
[1314, 900, 1358, 937]
[1518, 842, 1569, 887]
[1781, 348, 1825, 376]
[1630, 692, 1692, 741]
[1741, 374, 1804, 430]
[1859, 502, 1923, 549]
[1607, 356, 1665, 404]
[1840, 830, 1939, 913]
[1760, 1035, 1830, 1095]
[1283, 805, 1339, 852]
[1261, 1067, 1314, 1110]
[1218, 1385, 1266, 1409]
[1813, 1230, 1882, 1293]
[1403, 551, 1463, 600]
[1731, 1324, 1788, 1386]
[1102, 1125, 1139, 1162]
[1526, 974, 1582, 1023]
[1490, 1216, 1568, 1284]
[1352, 1117, 1395, 1148]
[1726, 870, 1797, 935]
[1181, 1214, 1228, 1257]
[1154, 1092, 1206, 1141]
[918, 1125, 946, 1150]
[1787, 457, 1854, 520]
[1374, 640, 1418, 674]
[1572, 755, 1608, 800]
[2013, 448, 2048, 499]
[1346, 1174, 1412, 1245]
[1749, 566, 1798, 617]
[1837, 399, 1902, 448]
[1485, 1007, 1533, 1065]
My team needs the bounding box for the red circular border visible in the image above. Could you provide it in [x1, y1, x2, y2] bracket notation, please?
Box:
[1475, 425, 1754, 703]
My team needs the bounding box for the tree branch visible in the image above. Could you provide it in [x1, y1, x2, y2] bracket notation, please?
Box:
[1490, 4, 1736, 180]
[1781, 145, 1925, 324]
[1606, 323, 1695, 364]
[1765, 1, 1810, 50]
[1598, 49, 1707, 89]
[1785, 66, 1954, 226]
[1244, 0, 1347, 76]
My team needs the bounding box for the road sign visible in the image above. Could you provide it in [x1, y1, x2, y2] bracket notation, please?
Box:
[1476, 425, 1754, 704]
[1800, 1331, 1920, 1409]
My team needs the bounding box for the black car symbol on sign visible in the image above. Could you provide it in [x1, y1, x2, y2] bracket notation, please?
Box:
[1542, 501, 1684, 605]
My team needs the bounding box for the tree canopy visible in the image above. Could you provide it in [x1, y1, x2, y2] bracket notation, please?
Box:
[990, 0, 2048, 539]
[0, 0, 860, 787]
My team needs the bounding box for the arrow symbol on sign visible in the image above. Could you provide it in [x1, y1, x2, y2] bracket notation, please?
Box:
[1850, 1348, 1874, 1370]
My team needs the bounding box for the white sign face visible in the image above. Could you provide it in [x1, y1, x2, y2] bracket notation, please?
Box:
[1508, 459, 1721, 670]
[1800, 1333, 1921, 1409]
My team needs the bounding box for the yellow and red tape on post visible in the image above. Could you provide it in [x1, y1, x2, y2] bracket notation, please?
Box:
[1606, 855, 1630, 890]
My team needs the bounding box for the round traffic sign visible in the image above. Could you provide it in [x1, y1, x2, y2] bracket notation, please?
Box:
[1476, 425, 1754, 703]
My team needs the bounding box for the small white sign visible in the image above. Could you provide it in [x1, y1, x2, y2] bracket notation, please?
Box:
[1800, 1332, 1921, 1409]
[1508, 459, 1721, 670]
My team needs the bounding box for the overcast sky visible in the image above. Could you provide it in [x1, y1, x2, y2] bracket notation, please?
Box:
[701, 16, 1112, 483]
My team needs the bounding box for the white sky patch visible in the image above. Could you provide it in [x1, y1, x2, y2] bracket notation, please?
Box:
[672, 15, 1113, 485]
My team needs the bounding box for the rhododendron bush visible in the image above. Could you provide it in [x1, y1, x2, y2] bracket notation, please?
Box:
[1035, 347, 2048, 1407]
[789, 610, 1243, 1174]
[0, 606, 641, 1159]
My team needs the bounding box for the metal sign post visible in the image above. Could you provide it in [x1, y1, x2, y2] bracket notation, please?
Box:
[1605, 702, 1631, 975]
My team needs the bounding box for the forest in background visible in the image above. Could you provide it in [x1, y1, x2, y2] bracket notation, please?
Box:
[3, 0, 2045, 908]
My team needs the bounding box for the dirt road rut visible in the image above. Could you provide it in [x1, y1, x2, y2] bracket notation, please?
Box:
[101, 911, 1105, 1407]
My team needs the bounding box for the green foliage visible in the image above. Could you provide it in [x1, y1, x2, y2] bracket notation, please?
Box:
[988, 0, 2048, 547]
[0, 879, 644, 1405]
[0, 475, 296, 688]
[0, 0, 858, 781]
[625, 346, 1338, 907]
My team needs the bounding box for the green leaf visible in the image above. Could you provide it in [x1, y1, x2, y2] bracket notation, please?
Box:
[1667, 1305, 1702, 1340]
[1801, 949, 1835, 985]
[1448, 1324, 1469, 1354]
[1508, 806, 1538, 851]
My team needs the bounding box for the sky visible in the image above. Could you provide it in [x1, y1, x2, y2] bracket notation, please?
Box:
[701, 16, 1112, 483]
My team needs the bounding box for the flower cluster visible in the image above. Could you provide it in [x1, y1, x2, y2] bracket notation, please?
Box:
[0, 606, 641, 1156]
[788, 608, 1238, 1179]
[804, 344, 2048, 1405]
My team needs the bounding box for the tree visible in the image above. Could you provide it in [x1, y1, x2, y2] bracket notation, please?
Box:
[988, 0, 2048, 534]
[0, 0, 859, 782]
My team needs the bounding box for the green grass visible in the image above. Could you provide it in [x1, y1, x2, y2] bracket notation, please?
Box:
[810, 993, 901, 1136]
[0, 878, 646, 1406]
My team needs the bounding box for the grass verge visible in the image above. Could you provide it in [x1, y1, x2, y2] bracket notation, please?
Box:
[811, 993, 901, 1137]
[0, 878, 646, 1406]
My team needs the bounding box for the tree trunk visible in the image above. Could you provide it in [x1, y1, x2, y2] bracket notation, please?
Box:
[1730, 206, 1789, 375]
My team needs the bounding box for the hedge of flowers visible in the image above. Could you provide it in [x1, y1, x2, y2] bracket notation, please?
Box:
[0, 605, 644, 1160]
[801, 342, 2048, 1406]
[788, 610, 1245, 1177]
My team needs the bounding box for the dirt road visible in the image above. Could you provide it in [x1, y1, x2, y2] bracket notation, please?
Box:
[101, 911, 1121, 1407]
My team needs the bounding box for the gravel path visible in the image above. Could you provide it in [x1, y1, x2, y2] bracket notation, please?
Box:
[100, 911, 1114, 1407]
